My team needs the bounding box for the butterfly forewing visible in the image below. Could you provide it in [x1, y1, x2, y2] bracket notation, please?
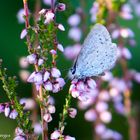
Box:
[74, 24, 117, 78]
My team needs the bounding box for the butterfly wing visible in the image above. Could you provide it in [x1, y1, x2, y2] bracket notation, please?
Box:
[74, 24, 117, 78]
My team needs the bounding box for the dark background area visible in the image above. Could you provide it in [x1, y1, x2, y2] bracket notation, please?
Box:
[0, 0, 140, 139]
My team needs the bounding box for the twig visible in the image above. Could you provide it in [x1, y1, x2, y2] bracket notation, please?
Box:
[22, 0, 48, 139]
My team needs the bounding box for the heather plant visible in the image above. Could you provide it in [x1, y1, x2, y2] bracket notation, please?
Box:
[0, 0, 140, 140]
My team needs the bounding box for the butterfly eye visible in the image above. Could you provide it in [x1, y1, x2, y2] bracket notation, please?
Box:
[70, 67, 76, 75]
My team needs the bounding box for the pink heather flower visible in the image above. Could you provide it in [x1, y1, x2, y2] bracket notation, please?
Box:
[100, 111, 112, 123]
[120, 28, 134, 38]
[38, 58, 44, 66]
[69, 84, 79, 98]
[99, 90, 110, 101]
[20, 69, 29, 81]
[43, 113, 52, 122]
[15, 127, 24, 135]
[36, 83, 41, 91]
[52, 83, 60, 93]
[20, 98, 36, 110]
[27, 72, 36, 83]
[50, 130, 61, 140]
[120, 4, 133, 20]
[129, 39, 136, 47]
[135, 4, 140, 16]
[110, 78, 127, 92]
[111, 29, 120, 39]
[43, 71, 50, 82]
[84, 109, 97, 122]
[68, 14, 81, 26]
[26, 54, 37, 64]
[78, 93, 91, 102]
[51, 68, 61, 78]
[9, 110, 18, 119]
[87, 79, 96, 89]
[101, 129, 114, 139]
[112, 95, 123, 103]
[34, 72, 43, 84]
[44, 11, 54, 24]
[56, 3, 66, 11]
[43, 0, 56, 5]
[58, 24, 65, 31]
[95, 124, 106, 135]
[56, 78, 65, 87]
[70, 89, 80, 98]
[0, 104, 5, 113]
[114, 102, 125, 115]
[76, 81, 85, 91]
[39, 9, 46, 15]
[48, 96, 55, 105]
[44, 81, 53, 91]
[101, 71, 113, 82]
[90, 2, 99, 22]
[122, 48, 132, 60]
[113, 132, 122, 140]
[19, 69, 29, 84]
[20, 29, 27, 39]
[70, 78, 96, 101]
[64, 44, 81, 60]
[19, 57, 29, 68]
[48, 105, 56, 114]
[34, 123, 42, 135]
[68, 27, 82, 42]
[17, 9, 25, 23]
[68, 108, 77, 118]
[64, 136, 76, 140]
[134, 72, 140, 83]
[95, 101, 108, 113]
[50, 49, 57, 55]
[37, 45, 41, 49]
[78, 99, 94, 110]
[57, 44, 64, 52]
[4, 106, 10, 117]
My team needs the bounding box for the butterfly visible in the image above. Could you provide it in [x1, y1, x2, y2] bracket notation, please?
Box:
[70, 23, 118, 79]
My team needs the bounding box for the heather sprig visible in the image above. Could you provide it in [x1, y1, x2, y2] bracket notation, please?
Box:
[0, 60, 32, 139]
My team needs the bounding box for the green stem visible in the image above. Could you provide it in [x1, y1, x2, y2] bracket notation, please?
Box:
[59, 93, 72, 136]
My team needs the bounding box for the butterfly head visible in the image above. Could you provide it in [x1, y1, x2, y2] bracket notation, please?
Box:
[68, 66, 76, 79]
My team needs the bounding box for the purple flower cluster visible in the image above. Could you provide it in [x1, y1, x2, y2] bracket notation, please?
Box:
[69, 78, 96, 101]
[26, 54, 65, 92]
[64, 10, 83, 60]
[0, 103, 18, 119]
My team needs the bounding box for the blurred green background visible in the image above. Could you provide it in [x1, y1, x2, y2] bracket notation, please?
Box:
[0, 0, 140, 140]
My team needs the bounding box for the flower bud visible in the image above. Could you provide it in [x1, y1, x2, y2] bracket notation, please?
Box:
[68, 108, 77, 118]
[4, 106, 10, 117]
[51, 68, 61, 78]
[48, 105, 56, 114]
[43, 113, 52, 122]
[43, 71, 50, 82]
[56, 3, 66, 11]
[44, 81, 53, 91]
[50, 130, 61, 140]
[58, 24, 65, 31]
[27, 54, 37, 64]
[20, 29, 27, 39]
[9, 110, 18, 119]
[44, 11, 54, 24]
